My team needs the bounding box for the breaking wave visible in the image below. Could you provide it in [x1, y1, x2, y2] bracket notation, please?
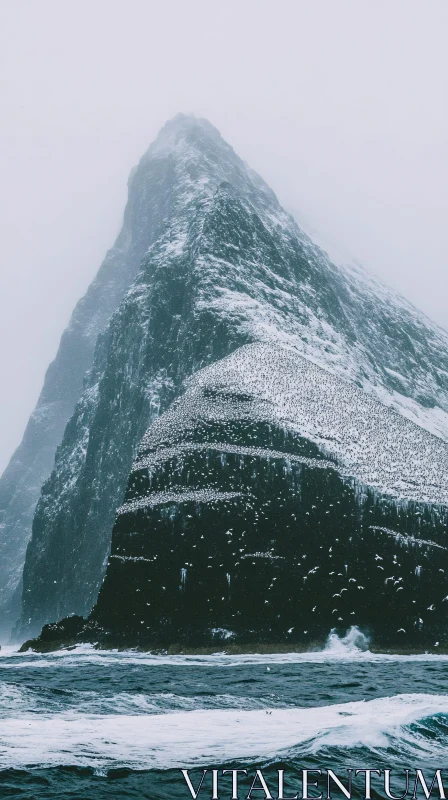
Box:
[324, 625, 370, 654]
[0, 693, 448, 771]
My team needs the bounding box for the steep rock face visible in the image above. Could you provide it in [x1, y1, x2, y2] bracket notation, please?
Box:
[16, 114, 448, 639]
[91, 344, 448, 648]
[0, 127, 191, 637]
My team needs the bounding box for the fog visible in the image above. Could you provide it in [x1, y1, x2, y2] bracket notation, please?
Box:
[0, 0, 447, 473]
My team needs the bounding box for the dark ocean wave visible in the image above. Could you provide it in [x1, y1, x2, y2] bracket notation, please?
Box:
[2, 633, 448, 799]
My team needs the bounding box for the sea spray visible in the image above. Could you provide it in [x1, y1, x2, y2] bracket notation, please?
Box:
[325, 626, 370, 654]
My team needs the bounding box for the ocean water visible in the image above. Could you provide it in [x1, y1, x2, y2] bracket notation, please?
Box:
[1, 629, 448, 799]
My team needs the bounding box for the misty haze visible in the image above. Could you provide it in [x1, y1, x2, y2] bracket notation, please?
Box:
[0, 0, 447, 473]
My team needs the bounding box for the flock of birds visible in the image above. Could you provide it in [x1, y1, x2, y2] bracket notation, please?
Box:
[132, 341, 448, 507]
[98, 340, 448, 642]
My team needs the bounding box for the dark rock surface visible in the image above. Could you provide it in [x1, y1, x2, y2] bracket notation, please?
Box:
[88, 344, 448, 650]
[14, 114, 448, 643]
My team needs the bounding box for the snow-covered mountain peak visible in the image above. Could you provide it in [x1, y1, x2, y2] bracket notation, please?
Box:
[8, 116, 448, 641]
[149, 113, 225, 153]
[137, 114, 287, 228]
[127, 118, 448, 443]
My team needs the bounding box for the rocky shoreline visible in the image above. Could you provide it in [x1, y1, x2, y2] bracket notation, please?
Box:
[19, 615, 448, 656]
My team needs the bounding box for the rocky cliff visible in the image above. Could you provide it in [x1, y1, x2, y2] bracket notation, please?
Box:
[14, 114, 448, 642]
[88, 343, 448, 649]
[0, 124, 193, 637]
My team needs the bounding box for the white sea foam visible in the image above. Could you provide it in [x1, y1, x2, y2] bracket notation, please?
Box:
[8, 627, 448, 668]
[0, 693, 447, 770]
[0, 685, 279, 718]
[1, 632, 447, 771]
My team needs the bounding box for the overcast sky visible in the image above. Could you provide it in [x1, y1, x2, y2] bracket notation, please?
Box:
[0, 0, 447, 473]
